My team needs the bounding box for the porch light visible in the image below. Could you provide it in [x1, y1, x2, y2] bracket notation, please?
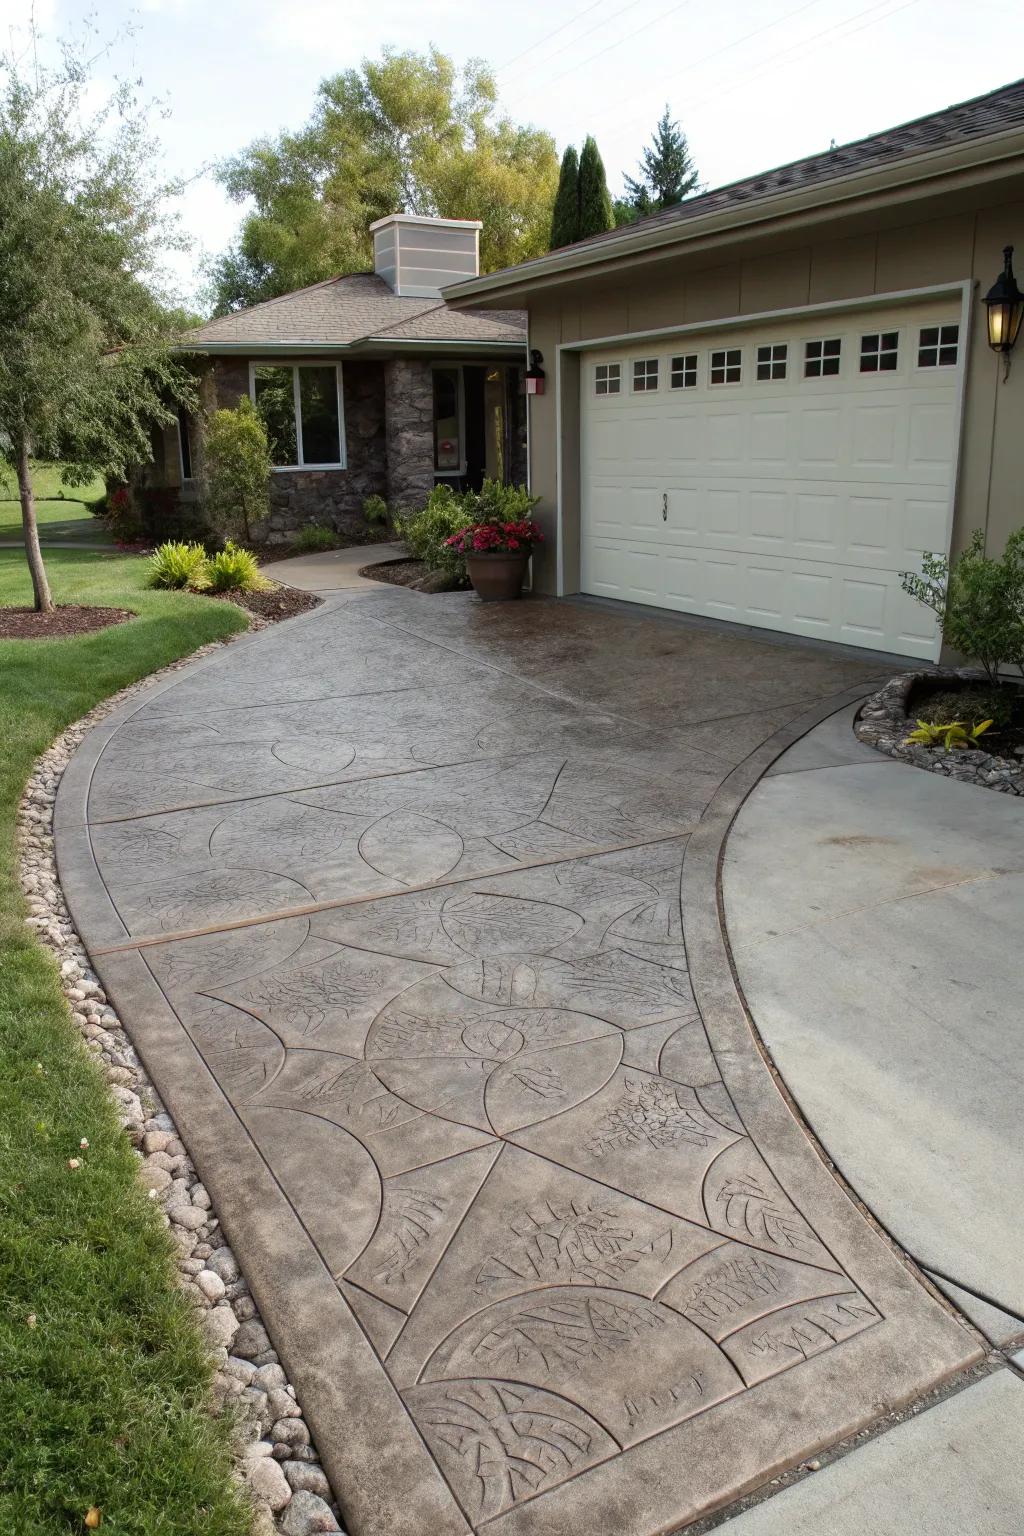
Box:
[983, 246, 1024, 379]
[525, 349, 546, 396]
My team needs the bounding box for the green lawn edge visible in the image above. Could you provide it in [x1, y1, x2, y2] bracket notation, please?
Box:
[0, 549, 256, 1535]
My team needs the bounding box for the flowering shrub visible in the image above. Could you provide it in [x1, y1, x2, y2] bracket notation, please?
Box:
[446, 518, 545, 555]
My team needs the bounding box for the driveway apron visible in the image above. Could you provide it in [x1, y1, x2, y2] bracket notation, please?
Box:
[54, 588, 981, 1536]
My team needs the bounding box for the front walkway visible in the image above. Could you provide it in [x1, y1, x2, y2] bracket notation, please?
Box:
[262, 541, 404, 593]
[55, 590, 981, 1536]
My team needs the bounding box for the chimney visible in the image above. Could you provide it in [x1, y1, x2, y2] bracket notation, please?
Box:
[371, 214, 481, 299]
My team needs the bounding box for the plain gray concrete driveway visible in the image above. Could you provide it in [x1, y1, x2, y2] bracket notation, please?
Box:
[55, 590, 984, 1536]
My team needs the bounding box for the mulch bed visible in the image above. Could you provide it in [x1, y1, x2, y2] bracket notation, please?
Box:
[211, 583, 321, 622]
[358, 557, 428, 587]
[0, 604, 134, 640]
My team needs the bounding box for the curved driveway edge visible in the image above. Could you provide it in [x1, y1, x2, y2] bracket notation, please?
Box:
[54, 591, 980, 1536]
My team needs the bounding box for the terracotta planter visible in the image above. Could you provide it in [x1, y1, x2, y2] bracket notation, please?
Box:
[465, 549, 530, 601]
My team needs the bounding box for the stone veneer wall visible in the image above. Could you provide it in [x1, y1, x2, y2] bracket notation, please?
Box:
[383, 357, 435, 513]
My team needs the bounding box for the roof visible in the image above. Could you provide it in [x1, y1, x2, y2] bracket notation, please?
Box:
[182, 273, 525, 352]
[447, 76, 1024, 299]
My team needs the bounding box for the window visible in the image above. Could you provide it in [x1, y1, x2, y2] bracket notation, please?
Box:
[433, 367, 462, 472]
[595, 362, 621, 396]
[860, 331, 899, 373]
[632, 357, 659, 392]
[710, 348, 741, 385]
[756, 343, 787, 381]
[805, 338, 841, 377]
[918, 323, 959, 367]
[177, 405, 193, 482]
[252, 364, 345, 468]
[670, 353, 698, 389]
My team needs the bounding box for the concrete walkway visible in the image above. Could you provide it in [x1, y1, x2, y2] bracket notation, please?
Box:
[54, 592, 983, 1536]
[262, 541, 404, 593]
[724, 704, 1024, 1345]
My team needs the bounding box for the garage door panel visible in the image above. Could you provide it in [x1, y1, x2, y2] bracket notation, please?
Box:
[580, 302, 959, 657]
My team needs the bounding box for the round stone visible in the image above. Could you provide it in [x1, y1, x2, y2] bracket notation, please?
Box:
[283, 1462, 333, 1499]
[233, 1319, 272, 1359]
[204, 1305, 239, 1350]
[195, 1268, 226, 1303]
[245, 1454, 292, 1512]
[206, 1246, 240, 1283]
[279, 1490, 340, 1534]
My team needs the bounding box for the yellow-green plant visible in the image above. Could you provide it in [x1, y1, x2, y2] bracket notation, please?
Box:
[905, 718, 992, 751]
[205, 540, 269, 592]
[146, 540, 209, 590]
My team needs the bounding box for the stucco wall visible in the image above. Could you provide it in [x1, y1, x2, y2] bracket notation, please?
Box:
[522, 194, 1024, 598]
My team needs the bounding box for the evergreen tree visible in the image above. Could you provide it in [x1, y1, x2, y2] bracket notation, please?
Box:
[549, 145, 580, 249]
[577, 135, 614, 240]
[622, 106, 700, 216]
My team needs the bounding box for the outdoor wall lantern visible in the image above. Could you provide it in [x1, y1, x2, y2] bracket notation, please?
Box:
[984, 245, 1023, 380]
[525, 349, 546, 396]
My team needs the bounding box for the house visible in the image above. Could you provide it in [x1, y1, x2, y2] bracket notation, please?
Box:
[446, 79, 1024, 661]
[143, 215, 527, 539]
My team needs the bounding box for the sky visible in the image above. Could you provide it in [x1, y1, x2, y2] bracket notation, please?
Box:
[1, 0, 1018, 309]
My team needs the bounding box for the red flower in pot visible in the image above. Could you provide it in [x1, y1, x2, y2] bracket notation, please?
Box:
[446, 517, 545, 601]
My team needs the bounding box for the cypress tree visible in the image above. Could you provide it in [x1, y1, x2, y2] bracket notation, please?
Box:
[577, 135, 614, 240]
[623, 106, 700, 215]
[549, 145, 580, 249]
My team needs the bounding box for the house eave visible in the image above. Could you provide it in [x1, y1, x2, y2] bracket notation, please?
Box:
[444, 126, 1024, 304]
[175, 337, 525, 358]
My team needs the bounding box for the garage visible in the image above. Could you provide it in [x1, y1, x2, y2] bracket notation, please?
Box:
[579, 298, 966, 659]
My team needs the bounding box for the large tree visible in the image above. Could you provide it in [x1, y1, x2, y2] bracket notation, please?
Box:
[577, 135, 614, 241]
[209, 49, 559, 314]
[549, 145, 579, 249]
[0, 27, 192, 611]
[622, 106, 700, 219]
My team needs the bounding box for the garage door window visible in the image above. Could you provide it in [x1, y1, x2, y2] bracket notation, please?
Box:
[710, 348, 742, 385]
[756, 343, 787, 381]
[860, 331, 899, 373]
[671, 354, 698, 389]
[632, 358, 659, 392]
[805, 338, 841, 377]
[595, 363, 621, 396]
[918, 324, 959, 367]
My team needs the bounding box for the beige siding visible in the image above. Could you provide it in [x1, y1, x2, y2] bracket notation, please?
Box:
[524, 195, 1024, 600]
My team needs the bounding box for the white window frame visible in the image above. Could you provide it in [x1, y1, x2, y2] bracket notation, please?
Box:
[431, 363, 467, 478]
[594, 362, 621, 397]
[916, 323, 960, 369]
[632, 357, 659, 393]
[804, 337, 842, 378]
[859, 330, 900, 374]
[176, 405, 194, 483]
[709, 347, 742, 386]
[755, 342, 788, 382]
[248, 360, 347, 471]
[670, 353, 698, 389]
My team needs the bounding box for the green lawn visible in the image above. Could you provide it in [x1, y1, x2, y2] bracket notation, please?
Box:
[0, 462, 109, 544]
[0, 548, 255, 1535]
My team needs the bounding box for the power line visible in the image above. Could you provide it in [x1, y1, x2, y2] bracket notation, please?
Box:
[499, 0, 654, 88]
[512, 0, 696, 102]
[494, 0, 611, 75]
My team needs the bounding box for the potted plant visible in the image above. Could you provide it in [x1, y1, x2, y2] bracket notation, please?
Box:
[444, 482, 544, 601]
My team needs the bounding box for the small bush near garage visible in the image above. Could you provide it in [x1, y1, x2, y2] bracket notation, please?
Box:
[901, 529, 1024, 683]
[399, 485, 474, 581]
[205, 541, 270, 593]
[146, 541, 210, 590]
[292, 522, 339, 552]
[202, 398, 273, 545]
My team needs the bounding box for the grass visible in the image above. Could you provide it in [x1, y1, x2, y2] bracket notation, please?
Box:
[0, 547, 255, 1536]
[0, 462, 109, 545]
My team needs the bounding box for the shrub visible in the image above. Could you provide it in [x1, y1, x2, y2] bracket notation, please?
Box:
[475, 478, 541, 523]
[363, 494, 390, 528]
[901, 529, 1024, 683]
[147, 540, 210, 590]
[101, 484, 144, 543]
[205, 540, 270, 592]
[293, 522, 339, 552]
[399, 485, 474, 580]
[904, 718, 992, 751]
[201, 397, 272, 543]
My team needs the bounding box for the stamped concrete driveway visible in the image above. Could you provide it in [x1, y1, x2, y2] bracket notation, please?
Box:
[56, 589, 981, 1536]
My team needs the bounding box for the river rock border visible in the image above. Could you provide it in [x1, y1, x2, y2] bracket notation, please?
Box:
[17, 629, 346, 1536]
[855, 667, 1024, 795]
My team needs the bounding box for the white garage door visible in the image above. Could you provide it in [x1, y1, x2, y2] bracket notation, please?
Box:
[580, 300, 964, 658]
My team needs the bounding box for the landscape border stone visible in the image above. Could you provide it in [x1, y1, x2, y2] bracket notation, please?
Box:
[855, 667, 1024, 795]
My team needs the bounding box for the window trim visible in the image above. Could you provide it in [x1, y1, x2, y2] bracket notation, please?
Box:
[916, 322, 960, 369]
[858, 330, 900, 374]
[631, 357, 660, 393]
[804, 337, 842, 378]
[248, 360, 347, 472]
[670, 352, 698, 389]
[431, 363, 467, 478]
[709, 347, 742, 386]
[176, 405, 194, 483]
[755, 342, 788, 382]
[594, 361, 622, 397]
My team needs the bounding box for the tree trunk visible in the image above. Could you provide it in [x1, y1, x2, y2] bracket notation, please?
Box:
[16, 436, 54, 614]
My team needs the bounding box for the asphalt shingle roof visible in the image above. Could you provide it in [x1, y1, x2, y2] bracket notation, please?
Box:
[183, 272, 525, 350]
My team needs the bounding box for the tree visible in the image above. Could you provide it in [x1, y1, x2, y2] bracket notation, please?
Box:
[549, 145, 579, 249]
[577, 135, 614, 241]
[0, 24, 191, 611]
[201, 398, 272, 545]
[622, 106, 700, 218]
[208, 49, 559, 314]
